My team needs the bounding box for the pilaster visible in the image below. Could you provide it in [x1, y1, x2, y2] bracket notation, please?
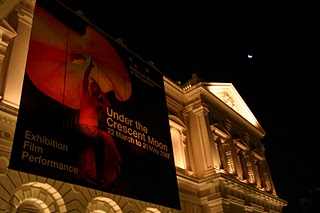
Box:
[187, 103, 216, 178]
[1, 0, 34, 108]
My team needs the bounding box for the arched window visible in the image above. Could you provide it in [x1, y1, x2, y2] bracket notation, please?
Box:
[17, 199, 47, 213]
[169, 115, 187, 170]
[10, 182, 66, 213]
[86, 197, 122, 213]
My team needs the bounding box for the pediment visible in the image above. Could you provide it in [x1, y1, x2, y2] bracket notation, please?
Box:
[202, 82, 265, 134]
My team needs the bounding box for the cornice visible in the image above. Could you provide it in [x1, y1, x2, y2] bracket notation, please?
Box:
[217, 174, 287, 207]
[211, 125, 229, 139]
[177, 172, 287, 208]
[164, 76, 185, 104]
[0, 102, 18, 116]
[165, 96, 185, 113]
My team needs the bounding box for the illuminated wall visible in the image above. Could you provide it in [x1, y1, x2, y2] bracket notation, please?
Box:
[0, 0, 288, 212]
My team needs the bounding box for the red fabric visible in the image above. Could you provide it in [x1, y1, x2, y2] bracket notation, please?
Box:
[78, 124, 122, 187]
[26, 6, 132, 109]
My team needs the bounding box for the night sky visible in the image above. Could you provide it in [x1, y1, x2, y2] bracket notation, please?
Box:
[52, 0, 319, 212]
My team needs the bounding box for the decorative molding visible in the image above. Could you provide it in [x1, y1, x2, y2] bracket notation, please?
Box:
[227, 195, 245, 206]
[0, 109, 16, 153]
[0, 20, 17, 60]
[15, 0, 35, 27]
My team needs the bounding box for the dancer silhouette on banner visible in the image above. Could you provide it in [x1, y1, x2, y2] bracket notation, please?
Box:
[71, 53, 122, 187]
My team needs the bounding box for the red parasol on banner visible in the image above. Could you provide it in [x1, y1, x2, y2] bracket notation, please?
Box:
[26, 6, 132, 109]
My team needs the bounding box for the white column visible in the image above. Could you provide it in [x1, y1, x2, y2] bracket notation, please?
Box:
[1, 2, 34, 108]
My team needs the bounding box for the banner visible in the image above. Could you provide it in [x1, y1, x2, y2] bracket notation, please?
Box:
[9, 1, 180, 210]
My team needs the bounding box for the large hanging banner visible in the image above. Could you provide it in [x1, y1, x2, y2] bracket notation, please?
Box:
[9, 1, 180, 210]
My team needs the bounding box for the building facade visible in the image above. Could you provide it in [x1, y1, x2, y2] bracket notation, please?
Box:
[0, 0, 287, 212]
